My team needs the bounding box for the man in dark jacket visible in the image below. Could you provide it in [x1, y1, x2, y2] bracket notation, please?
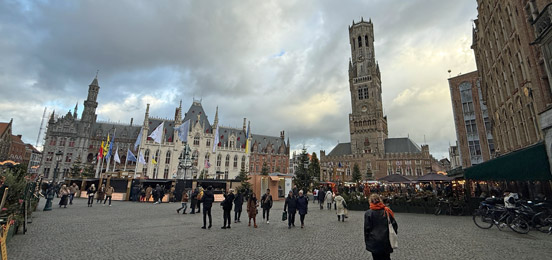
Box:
[234, 191, 244, 223]
[364, 194, 398, 260]
[284, 191, 297, 229]
[221, 189, 235, 229]
[190, 188, 198, 214]
[154, 184, 164, 204]
[261, 189, 273, 224]
[296, 190, 308, 228]
[318, 187, 325, 209]
[201, 186, 215, 229]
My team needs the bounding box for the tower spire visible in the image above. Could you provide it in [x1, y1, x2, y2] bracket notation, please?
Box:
[73, 102, 78, 118]
[213, 106, 219, 127]
[143, 104, 150, 128]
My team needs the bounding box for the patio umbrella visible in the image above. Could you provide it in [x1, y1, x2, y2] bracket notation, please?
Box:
[378, 174, 413, 183]
[416, 172, 453, 182]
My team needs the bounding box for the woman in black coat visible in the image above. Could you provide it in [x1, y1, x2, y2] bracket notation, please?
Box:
[296, 190, 308, 228]
[221, 189, 235, 229]
[283, 191, 297, 229]
[234, 191, 244, 223]
[364, 194, 398, 260]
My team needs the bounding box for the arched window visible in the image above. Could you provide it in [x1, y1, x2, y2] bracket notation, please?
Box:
[365, 35, 368, 47]
[193, 150, 199, 166]
[165, 150, 171, 164]
[358, 36, 362, 47]
[204, 153, 210, 167]
[144, 149, 150, 163]
[217, 154, 222, 167]
[194, 134, 200, 146]
[233, 155, 238, 168]
[241, 156, 246, 169]
[225, 154, 230, 167]
[155, 150, 160, 163]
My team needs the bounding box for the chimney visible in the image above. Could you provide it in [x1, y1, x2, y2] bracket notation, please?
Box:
[17, 134, 22, 139]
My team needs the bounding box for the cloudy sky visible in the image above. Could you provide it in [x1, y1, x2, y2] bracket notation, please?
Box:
[1, 0, 478, 159]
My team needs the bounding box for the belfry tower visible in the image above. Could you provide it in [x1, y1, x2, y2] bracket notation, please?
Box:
[348, 18, 388, 155]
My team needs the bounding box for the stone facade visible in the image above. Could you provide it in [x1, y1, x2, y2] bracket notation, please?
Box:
[320, 19, 436, 182]
[449, 71, 495, 167]
[40, 77, 289, 180]
[0, 119, 12, 161]
[472, 0, 552, 156]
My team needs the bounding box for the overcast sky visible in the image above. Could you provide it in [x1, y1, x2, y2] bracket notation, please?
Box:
[0, 0, 478, 159]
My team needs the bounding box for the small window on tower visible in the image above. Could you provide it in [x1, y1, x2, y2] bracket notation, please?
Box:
[358, 36, 362, 47]
[358, 88, 363, 100]
[365, 35, 368, 47]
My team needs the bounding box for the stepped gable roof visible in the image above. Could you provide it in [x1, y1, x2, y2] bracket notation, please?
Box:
[384, 138, 421, 154]
[183, 102, 212, 133]
[250, 133, 286, 153]
[10, 135, 24, 145]
[327, 143, 352, 156]
[92, 122, 141, 140]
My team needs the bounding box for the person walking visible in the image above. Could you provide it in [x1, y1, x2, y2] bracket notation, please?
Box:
[221, 189, 235, 229]
[87, 184, 96, 207]
[261, 189, 273, 224]
[234, 190, 244, 223]
[104, 185, 115, 206]
[247, 192, 259, 228]
[318, 187, 326, 209]
[176, 190, 189, 214]
[296, 190, 308, 228]
[145, 186, 153, 202]
[364, 194, 398, 260]
[96, 184, 106, 203]
[284, 191, 297, 229]
[201, 186, 215, 229]
[196, 187, 204, 213]
[190, 188, 198, 215]
[334, 192, 346, 222]
[154, 184, 164, 204]
[69, 183, 79, 205]
[58, 184, 69, 208]
[325, 189, 333, 210]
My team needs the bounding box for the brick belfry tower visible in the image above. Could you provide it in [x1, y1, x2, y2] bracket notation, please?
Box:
[348, 18, 388, 155]
[80, 76, 100, 135]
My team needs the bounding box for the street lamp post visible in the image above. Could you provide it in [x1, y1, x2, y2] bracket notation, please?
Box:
[43, 151, 63, 211]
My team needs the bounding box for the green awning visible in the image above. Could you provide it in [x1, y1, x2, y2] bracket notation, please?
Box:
[464, 142, 552, 181]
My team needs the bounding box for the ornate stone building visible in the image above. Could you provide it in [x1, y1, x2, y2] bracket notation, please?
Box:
[40, 76, 289, 180]
[449, 71, 495, 167]
[472, 0, 552, 156]
[320, 19, 436, 182]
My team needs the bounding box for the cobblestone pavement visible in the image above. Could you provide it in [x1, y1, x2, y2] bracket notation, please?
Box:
[8, 198, 552, 260]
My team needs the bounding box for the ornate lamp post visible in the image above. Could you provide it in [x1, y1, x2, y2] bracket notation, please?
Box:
[178, 144, 193, 180]
[43, 151, 63, 211]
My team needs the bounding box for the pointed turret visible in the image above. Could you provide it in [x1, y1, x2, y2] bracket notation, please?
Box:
[73, 102, 78, 119]
[49, 110, 55, 124]
[175, 100, 183, 125]
[82, 75, 100, 125]
[213, 106, 219, 128]
[143, 104, 150, 129]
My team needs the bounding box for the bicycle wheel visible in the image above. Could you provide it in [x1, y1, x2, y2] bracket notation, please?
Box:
[532, 212, 552, 233]
[473, 210, 493, 229]
[434, 207, 441, 216]
[495, 212, 512, 231]
[509, 216, 530, 234]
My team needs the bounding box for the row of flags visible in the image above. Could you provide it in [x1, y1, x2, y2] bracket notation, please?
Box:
[96, 117, 251, 167]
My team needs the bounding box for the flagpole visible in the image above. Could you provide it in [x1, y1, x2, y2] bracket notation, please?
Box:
[95, 153, 101, 178]
[106, 128, 117, 173]
[134, 144, 141, 179]
[157, 121, 163, 179]
[113, 145, 118, 172]
[123, 149, 128, 172]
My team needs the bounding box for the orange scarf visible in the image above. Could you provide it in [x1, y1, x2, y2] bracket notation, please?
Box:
[370, 202, 395, 218]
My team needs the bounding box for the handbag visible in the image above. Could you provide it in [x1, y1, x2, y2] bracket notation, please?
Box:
[282, 211, 287, 221]
[387, 212, 398, 249]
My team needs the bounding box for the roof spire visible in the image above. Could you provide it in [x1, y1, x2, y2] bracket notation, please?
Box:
[213, 106, 219, 127]
[143, 104, 150, 128]
[73, 102, 78, 118]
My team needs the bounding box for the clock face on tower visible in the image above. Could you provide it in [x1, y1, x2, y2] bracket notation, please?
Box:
[361, 105, 368, 112]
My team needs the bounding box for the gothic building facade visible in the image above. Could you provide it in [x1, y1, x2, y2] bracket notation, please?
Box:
[40, 77, 289, 180]
[320, 19, 437, 182]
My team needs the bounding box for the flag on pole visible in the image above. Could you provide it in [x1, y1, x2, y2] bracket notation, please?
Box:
[176, 119, 190, 142]
[134, 127, 143, 150]
[103, 134, 110, 155]
[138, 151, 146, 164]
[107, 133, 115, 158]
[127, 149, 136, 162]
[212, 126, 219, 153]
[245, 123, 250, 154]
[97, 145, 104, 160]
[204, 159, 211, 169]
[114, 147, 121, 163]
[148, 122, 164, 144]
[152, 156, 157, 165]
